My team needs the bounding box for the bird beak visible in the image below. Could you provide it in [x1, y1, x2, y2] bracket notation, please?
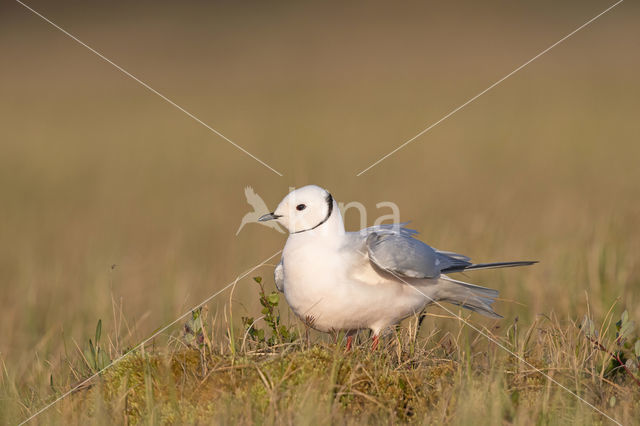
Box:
[258, 212, 281, 222]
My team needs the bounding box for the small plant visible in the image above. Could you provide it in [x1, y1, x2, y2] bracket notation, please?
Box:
[583, 310, 640, 386]
[183, 307, 212, 352]
[182, 307, 214, 375]
[242, 276, 297, 347]
[83, 319, 111, 373]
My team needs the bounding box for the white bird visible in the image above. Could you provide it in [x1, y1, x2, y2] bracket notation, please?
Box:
[259, 185, 535, 350]
[236, 186, 285, 235]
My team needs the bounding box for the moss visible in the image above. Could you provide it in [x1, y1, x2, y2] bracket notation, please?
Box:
[93, 345, 438, 423]
[76, 317, 639, 425]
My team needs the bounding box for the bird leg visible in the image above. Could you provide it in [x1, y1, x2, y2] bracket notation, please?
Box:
[371, 335, 379, 351]
[417, 309, 427, 331]
[345, 335, 354, 352]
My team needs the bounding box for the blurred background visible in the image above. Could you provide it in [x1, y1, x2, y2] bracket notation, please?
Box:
[1, 0, 639, 395]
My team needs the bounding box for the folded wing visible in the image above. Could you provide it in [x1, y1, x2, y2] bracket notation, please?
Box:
[364, 224, 536, 279]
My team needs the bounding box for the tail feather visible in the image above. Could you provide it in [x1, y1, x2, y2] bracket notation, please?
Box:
[433, 260, 537, 318]
[441, 260, 537, 274]
[436, 275, 502, 318]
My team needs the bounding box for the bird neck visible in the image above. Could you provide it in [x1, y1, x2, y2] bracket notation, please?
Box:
[290, 202, 345, 245]
[321, 204, 346, 236]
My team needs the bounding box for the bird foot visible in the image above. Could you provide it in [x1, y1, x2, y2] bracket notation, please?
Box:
[345, 335, 353, 352]
[371, 335, 379, 351]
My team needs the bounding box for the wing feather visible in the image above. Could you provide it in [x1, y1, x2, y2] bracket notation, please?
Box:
[274, 259, 284, 292]
[364, 226, 440, 279]
[362, 224, 535, 279]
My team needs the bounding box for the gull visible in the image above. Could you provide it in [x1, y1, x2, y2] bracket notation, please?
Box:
[259, 185, 536, 350]
[236, 186, 286, 235]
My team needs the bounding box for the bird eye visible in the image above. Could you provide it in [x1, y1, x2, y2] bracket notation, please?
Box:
[296, 204, 306, 211]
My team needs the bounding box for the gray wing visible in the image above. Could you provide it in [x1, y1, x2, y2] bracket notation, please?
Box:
[274, 259, 284, 292]
[363, 224, 471, 279]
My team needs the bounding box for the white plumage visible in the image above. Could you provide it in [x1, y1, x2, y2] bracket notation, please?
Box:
[259, 185, 535, 346]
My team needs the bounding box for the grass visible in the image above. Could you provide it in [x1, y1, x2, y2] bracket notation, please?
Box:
[3, 280, 639, 425]
[2, 1, 640, 424]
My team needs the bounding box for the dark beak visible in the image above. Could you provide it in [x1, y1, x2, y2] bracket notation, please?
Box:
[258, 212, 281, 222]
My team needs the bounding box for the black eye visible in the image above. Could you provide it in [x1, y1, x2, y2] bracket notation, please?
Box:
[296, 204, 306, 211]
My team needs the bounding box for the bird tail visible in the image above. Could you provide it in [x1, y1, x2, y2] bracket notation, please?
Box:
[441, 260, 537, 274]
[436, 275, 502, 318]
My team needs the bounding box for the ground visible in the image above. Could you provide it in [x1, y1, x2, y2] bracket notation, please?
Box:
[4, 285, 639, 424]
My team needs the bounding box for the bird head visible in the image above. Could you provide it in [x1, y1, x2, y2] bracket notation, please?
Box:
[259, 185, 334, 234]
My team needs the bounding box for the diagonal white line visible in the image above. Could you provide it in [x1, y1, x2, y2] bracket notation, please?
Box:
[364, 249, 622, 425]
[18, 249, 283, 425]
[15, 0, 284, 177]
[356, 0, 624, 176]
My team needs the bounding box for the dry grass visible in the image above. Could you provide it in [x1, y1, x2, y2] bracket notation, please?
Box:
[1, 1, 640, 424]
[3, 294, 639, 425]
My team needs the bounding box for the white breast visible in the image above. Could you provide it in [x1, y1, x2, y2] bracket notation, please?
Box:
[281, 235, 429, 334]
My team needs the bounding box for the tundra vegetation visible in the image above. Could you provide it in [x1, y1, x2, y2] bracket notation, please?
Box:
[2, 276, 639, 424]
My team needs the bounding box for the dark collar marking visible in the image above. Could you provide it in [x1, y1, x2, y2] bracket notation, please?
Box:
[292, 193, 334, 234]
